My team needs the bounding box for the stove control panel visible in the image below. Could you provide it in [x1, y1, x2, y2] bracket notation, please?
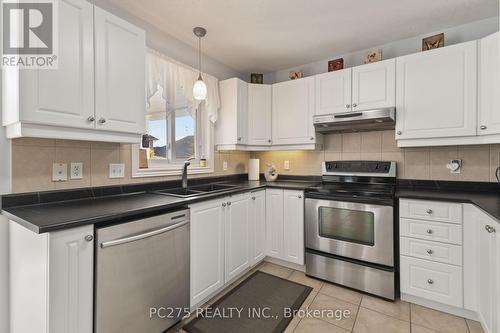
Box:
[323, 161, 395, 176]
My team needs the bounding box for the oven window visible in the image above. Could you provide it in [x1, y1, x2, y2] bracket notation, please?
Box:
[318, 207, 375, 246]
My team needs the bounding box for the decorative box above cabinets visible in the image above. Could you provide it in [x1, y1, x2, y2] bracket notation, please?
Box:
[315, 59, 395, 116]
[396, 35, 500, 147]
[272, 77, 322, 149]
[1, 0, 146, 143]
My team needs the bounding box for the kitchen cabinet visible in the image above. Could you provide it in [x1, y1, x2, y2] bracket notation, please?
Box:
[266, 189, 305, 265]
[224, 193, 250, 283]
[247, 84, 272, 145]
[351, 59, 395, 111]
[216, 78, 249, 147]
[2, 0, 145, 143]
[478, 32, 500, 136]
[248, 190, 266, 266]
[9, 222, 94, 333]
[272, 77, 319, 146]
[395, 41, 477, 141]
[94, 7, 146, 134]
[189, 198, 225, 308]
[315, 68, 352, 115]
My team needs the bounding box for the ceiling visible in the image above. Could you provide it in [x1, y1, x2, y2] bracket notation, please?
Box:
[109, 0, 499, 74]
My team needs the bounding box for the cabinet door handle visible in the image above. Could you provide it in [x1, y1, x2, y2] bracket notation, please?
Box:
[426, 229, 433, 234]
[426, 249, 433, 255]
[222, 202, 226, 207]
[397, 131, 402, 135]
[426, 209, 433, 214]
[352, 103, 357, 108]
[98, 118, 106, 124]
[84, 235, 94, 242]
[237, 137, 242, 141]
[485, 225, 496, 233]
[252, 196, 256, 200]
[268, 139, 272, 143]
[310, 136, 314, 141]
[427, 279, 434, 285]
[480, 125, 487, 130]
[345, 104, 351, 108]
[227, 201, 231, 206]
[298, 195, 302, 199]
[87, 116, 95, 122]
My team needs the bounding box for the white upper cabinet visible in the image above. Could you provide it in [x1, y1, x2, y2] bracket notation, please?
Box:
[216, 78, 249, 146]
[3, 0, 94, 129]
[247, 84, 272, 145]
[315, 68, 352, 115]
[395, 41, 477, 140]
[478, 32, 500, 136]
[272, 77, 317, 145]
[351, 59, 396, 111]
[2, 1, 146, 143]
[94, 7, 146, 134]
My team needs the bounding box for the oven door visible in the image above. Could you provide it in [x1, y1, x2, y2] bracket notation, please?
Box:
[305, 198, 394, 267]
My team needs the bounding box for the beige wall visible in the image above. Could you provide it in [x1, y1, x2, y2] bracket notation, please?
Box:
[252, 130, 500, 183]
[11, 138, 250, 193]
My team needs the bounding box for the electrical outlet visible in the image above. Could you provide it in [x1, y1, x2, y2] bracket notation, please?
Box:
[52, 163, 68, 182]
[446, 159, 462, 174]
[223, 161, 228, 171]
[284, 160, 290, 170]
[70, 163, 83, 179]
[109, 163, 125, 178]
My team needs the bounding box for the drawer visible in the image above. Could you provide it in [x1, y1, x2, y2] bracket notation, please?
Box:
[400, 256, 463, 307]
[400, 218, 462, 245]
[400, 199, 462, 224]
[400, 237, 462, 266]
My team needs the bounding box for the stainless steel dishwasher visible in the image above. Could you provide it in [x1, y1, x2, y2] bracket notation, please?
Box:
[95, 209, 190, 333]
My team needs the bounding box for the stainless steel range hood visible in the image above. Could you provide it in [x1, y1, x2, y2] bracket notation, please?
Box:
[313, 108, 396, 133]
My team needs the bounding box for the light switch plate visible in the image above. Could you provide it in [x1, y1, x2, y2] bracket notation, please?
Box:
[284, 160, 290, 170]
[70, 163, 83, 179]
[223, 161, 228, 171]
[109, 163, 125, 178]
[52, 163, 68, 182]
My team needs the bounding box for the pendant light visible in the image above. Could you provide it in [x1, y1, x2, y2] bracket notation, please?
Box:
[193, 27, 208, 101]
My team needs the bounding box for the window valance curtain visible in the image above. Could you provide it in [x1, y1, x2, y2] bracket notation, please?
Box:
[146, 49, 220, 123]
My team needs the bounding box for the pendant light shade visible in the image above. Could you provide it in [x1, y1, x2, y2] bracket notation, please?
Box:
[193, 27, 207, 101]
[193, 74, 208, 100]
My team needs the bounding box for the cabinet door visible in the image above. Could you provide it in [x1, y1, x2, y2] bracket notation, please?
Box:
[395, 41, 477, 140]
[272, 77, 316, 145]
[248, 84, 272, 145]
[478, 213, 496, 333]
[494, 228, 500, 333]
[283, 190, 304, 265]
[49, 225, 94, 333]
[237, 80, 249, 145]
[249, 190, 266, 265]
[352, 59, 395, 111]
[315, 69, 352, 115]
[478, 32, 500, 136]
[94, 7, 146, 134]
[266, 189, 284, 259]
[216, 78, 248, 145]
[225, 193, 250, 283]
[20, 0, 94, 129]
[189, 199, 225, 307]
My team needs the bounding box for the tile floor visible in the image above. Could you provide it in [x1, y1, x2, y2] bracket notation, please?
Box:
[170, 262, 484, 333]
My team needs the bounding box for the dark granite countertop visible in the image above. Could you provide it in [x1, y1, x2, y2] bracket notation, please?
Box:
[1, 176, 319, 233]
[396, 180, 500, 223]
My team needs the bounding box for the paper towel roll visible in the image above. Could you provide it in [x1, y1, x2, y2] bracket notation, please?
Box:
[248, 159, 260, 180]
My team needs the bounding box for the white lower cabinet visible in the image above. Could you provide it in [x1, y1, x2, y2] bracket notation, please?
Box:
[189, 198, 226, 308]
[9, 222, 94, 333]
[266, 189, 304, 265]
[249, 190, 267, 265]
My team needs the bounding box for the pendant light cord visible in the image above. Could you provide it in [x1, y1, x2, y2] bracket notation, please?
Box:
[198, 36, 202, 76]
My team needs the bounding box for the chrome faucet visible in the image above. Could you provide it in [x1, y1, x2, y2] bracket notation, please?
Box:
[182, 157, 195, 189]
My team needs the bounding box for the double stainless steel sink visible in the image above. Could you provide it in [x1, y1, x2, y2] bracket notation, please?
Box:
[152, 183, 241, 198]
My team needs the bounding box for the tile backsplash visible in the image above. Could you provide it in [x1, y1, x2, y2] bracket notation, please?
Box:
[11, 138, 250, 193]
[251, 130, 500, 183]
[9, 131, 500, 193]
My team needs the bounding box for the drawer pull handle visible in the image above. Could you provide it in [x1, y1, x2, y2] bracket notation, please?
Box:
[485, 225, 496, 233]
[426, 209, 433, 214]
[84, 235, 93, 242]
[426, 249, 433, 255]
[426, 229, 433, 234]
[427, 279, 434, 285]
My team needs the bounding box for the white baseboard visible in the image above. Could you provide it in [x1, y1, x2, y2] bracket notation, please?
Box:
[401, 293, 479, 321]
[264, 256, 305, 272]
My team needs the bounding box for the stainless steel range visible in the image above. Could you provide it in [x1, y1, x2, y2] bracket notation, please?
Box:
[304, 160, 397, 300]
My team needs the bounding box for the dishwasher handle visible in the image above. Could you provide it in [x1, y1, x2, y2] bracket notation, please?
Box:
[100, 220, 189, 249]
